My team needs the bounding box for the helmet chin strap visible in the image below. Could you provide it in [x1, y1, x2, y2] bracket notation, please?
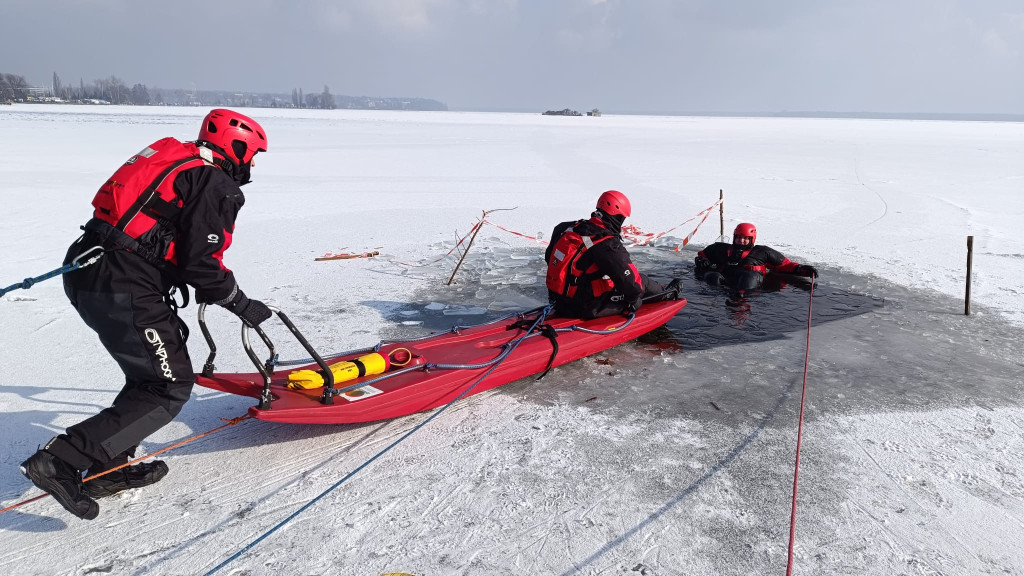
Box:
[197, 142, 249, 184]
[729, 238, 753, 264]
[237, 161, 252, 186]
[592, 209, 625, 236]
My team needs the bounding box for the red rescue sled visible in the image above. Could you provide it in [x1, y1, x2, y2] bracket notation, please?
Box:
[196, 299, 686, 424]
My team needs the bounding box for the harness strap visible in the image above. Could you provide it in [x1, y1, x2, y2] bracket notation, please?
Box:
[84, 218, 164, 263]
[167, 284, 190, 309]
[82, 218, 185, 291]
[164, 287, 191, 341]
[114, 156, 205, 233]
[506, 319, 560, 380]
[560, 229, 613, 296]
[351, 358, 368, 378]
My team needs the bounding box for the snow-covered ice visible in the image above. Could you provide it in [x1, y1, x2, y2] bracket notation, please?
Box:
[1, 105, 1022, 575]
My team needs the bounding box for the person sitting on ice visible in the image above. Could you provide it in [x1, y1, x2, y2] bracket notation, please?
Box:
[695, 222, 818, 292]
[545, 190, 682, 319]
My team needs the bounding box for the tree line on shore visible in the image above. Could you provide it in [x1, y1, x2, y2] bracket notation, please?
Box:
[0, 71, 446, 111]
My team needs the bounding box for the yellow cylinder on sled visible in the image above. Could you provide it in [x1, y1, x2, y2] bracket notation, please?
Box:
[287, 352, 390, 390]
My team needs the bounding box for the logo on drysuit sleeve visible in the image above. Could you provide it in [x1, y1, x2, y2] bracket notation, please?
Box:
[145, 328, 175, 380]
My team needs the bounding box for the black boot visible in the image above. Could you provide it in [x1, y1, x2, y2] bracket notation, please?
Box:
[84, 460, 169, 499]
[20, 450, 99, 520]
[665, 278, 683, 300]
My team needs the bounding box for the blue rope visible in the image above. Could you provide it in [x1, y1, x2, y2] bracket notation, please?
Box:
[0, 263, 78, 298]
[0, 247, 106, 299]
[318, 310, 633, 398]
[204, 305, 554, 575]
[325, 310, 628, 396]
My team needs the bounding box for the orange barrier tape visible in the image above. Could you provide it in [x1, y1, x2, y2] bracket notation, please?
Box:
[481, 200, 723, 251]
[481, 220, 549, 245]
[316, 250, 380, 261]
[381, 200, 722, 270]
[674, 202, 720, 251]
[631, 200, 722, 247]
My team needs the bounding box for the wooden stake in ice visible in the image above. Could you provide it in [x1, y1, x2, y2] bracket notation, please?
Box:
[447, 207, 517, 286]
[965, 235, 973, 315]
[719, 189, 725, 238]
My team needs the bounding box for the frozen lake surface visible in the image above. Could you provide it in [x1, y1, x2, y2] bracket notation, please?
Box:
[1, 106, 1022, 575]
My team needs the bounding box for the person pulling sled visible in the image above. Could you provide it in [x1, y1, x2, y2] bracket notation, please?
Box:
[21, 109, 274, 520]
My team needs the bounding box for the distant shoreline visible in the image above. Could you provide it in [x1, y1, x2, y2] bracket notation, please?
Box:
[6, 102, 1022, 122]
[637, 111, 1024, 122]
[456, 107, 1024, 122]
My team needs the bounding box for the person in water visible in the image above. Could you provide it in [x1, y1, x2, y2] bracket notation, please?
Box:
[695, 222, 818, 291]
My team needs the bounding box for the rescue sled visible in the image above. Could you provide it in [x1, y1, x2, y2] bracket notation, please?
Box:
[195, 298, 687, 425]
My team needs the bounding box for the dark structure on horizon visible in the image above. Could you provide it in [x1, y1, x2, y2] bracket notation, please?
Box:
[542, 108, 602, 117]
[542, 108, 583, 116]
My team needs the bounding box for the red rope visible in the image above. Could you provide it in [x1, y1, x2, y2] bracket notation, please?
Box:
[786, 278, 815, 575]
[1, 414, 251, 515]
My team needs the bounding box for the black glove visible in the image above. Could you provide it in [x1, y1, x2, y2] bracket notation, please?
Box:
[225, 290, 273, 327]
[796, 265, 819, 278]
[694, 255, 712, 273]
[665, 278, 683, 300]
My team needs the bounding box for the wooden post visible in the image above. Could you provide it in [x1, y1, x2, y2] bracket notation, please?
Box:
[445, 207, 517, 286]
[447, 212, 485, 286]
[965, 235, 973, 315]
[719, 189, 725, 239]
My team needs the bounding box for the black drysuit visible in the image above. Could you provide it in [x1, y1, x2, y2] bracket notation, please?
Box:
[545, 215, 666, 319]
[696, 242, 802, 291]
[47, 162, 246, 472]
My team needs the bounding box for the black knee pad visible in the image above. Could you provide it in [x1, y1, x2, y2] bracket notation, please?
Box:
[732, 270, 763, 291]
[703, 271, 726, 286]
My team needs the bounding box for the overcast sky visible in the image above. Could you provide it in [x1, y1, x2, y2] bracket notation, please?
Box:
[3, 0, 1023, 114]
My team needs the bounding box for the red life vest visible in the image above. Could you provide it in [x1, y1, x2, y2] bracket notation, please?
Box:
[90, 137, 213, 264]
[546, 223, 615, 299]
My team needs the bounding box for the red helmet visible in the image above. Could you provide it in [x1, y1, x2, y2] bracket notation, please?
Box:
[733, 222, 757, 245]
[596, 190, 631, 218]
[197, 109, 268, 166]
